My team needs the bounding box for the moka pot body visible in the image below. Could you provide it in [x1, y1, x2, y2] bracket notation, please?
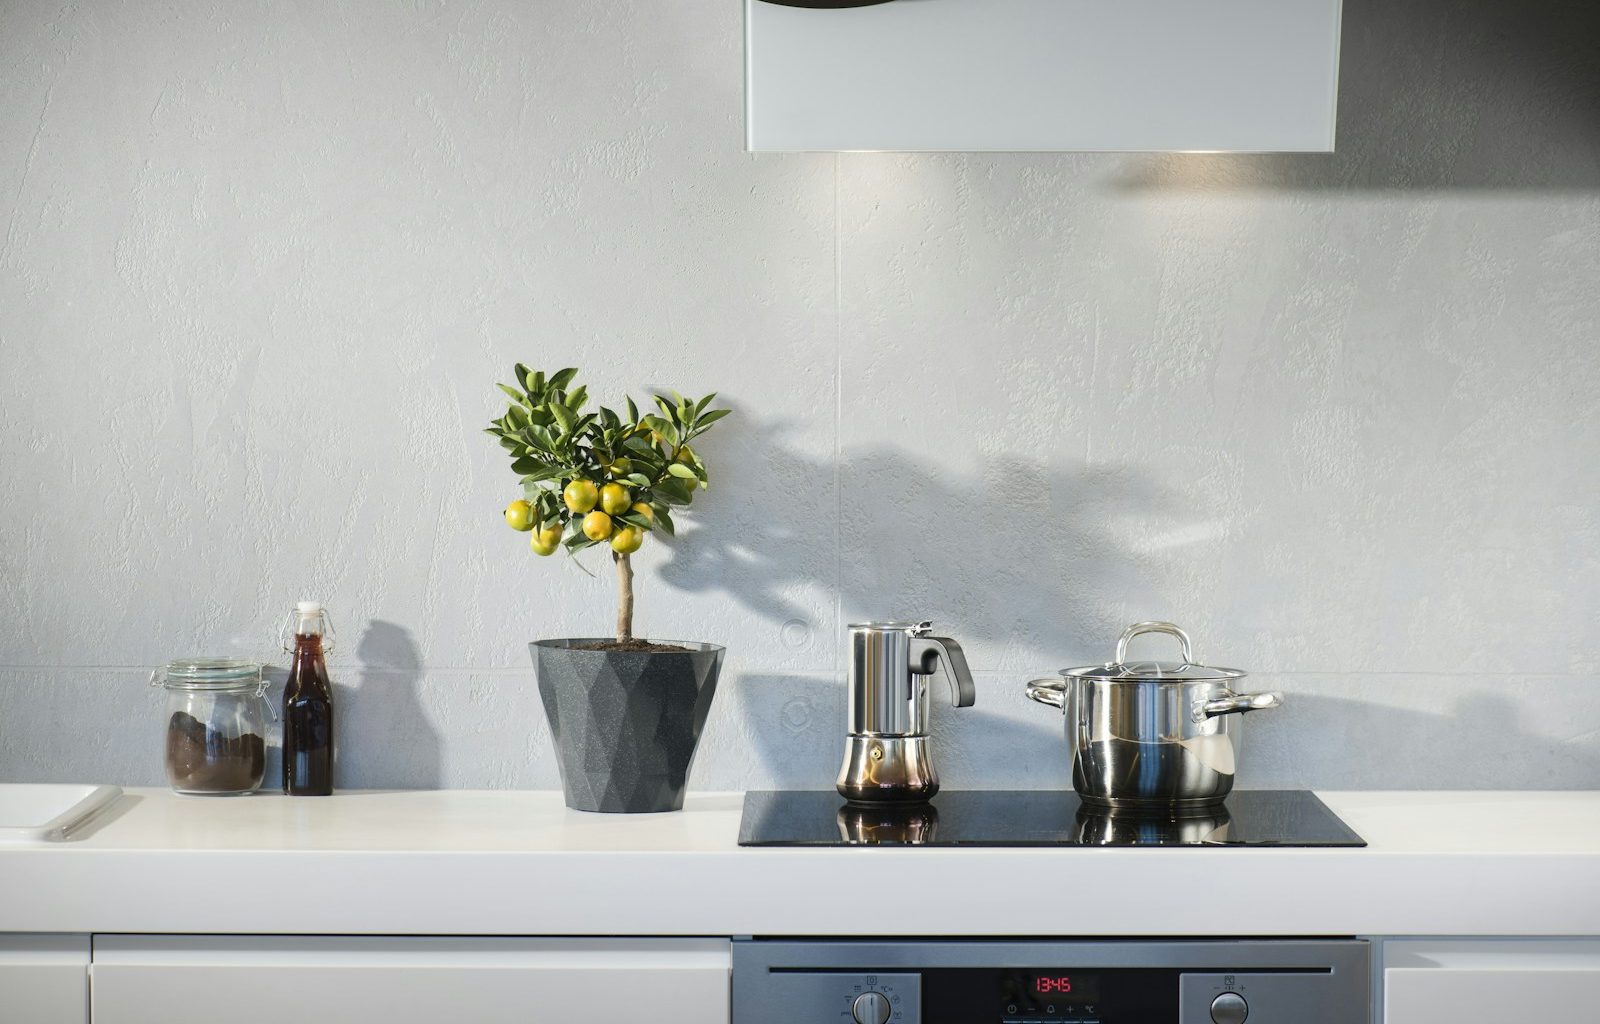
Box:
[836, 621, 975, 804]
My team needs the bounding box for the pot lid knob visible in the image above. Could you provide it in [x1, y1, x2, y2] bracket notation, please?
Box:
[1114, 621, 1194, 667]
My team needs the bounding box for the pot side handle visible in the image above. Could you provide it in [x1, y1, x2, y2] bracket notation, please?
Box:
[1195, 690, 1283, 720]
[1026, 678, 1068, 709]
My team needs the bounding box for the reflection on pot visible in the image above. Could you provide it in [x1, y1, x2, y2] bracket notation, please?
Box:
[836, 802, 940, 845]
[1073, 804, 1232, 846]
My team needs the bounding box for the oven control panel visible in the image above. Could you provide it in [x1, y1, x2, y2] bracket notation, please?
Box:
[750, 972, 920, 1024]
[731, 940, 1371, 1024]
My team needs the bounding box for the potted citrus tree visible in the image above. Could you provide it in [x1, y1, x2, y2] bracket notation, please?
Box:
[488, 366, 729, 813]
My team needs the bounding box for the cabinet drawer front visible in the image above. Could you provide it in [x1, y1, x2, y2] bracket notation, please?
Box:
[92, 936, 729, 1024]
[0, 934, 89, 1024]
[1386, 968, 1600, 1023]
[1383, 939, 1600, 1024]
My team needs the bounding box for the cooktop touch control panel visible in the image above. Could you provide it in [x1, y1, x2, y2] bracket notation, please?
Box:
[731, 939, 1371, 1024]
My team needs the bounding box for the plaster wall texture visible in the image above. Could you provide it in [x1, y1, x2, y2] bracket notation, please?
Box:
[2, 0, 1597, 792]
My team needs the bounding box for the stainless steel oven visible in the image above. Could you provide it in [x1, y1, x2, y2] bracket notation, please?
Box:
[732, 938, 1370, 1024]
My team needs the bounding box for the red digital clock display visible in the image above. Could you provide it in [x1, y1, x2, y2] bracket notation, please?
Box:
[1022, 972, 1099, 1004]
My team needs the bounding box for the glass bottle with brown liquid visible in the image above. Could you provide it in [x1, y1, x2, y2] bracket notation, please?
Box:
[281, 601, 335, 795]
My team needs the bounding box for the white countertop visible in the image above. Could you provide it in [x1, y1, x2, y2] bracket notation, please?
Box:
[2, 789, 1597, 936]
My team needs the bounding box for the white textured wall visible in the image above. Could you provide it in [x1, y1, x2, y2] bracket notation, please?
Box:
[2, 0, 1597, 792]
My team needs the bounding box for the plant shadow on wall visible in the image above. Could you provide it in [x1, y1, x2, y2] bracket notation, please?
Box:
[656, 412, 1204, 790]
[1115, 0, 1600, 191]
[655, 414, 1189, 672]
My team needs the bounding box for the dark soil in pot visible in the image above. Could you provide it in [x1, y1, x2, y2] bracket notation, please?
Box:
[569, 640, 690, 653]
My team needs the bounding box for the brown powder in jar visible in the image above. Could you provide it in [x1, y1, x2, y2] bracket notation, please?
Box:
[166, 711, 265, 793]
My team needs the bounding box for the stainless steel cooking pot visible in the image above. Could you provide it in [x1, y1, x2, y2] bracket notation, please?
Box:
[1026, 621, 1281, 810]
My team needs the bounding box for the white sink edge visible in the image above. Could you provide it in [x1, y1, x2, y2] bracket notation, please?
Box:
[0, 784, 125, 843]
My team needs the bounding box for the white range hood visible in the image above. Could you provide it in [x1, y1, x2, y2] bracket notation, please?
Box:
[746, 0, 1343, 152]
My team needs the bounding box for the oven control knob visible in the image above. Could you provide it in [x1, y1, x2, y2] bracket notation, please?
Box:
[1210, 991, 1249, 1024]
[852, 991, 892, 1024]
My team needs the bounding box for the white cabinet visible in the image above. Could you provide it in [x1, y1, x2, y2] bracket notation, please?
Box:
[91, 936, 729, 1024]
[746, 0, 1343, 152]
[1384, 940, 1600, 1024]
[0, 934, 89, 1024]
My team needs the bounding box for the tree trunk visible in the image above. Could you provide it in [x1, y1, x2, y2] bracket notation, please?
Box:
[615, 551, 634, 644]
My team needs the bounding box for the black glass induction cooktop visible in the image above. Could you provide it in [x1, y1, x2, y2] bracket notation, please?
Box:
[738, 790, 1365, 847]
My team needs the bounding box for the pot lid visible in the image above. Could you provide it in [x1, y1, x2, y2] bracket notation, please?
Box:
[1061, 622, 1246, 683]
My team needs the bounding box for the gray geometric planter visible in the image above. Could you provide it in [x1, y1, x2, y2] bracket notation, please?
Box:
[531, 638, 725, 813]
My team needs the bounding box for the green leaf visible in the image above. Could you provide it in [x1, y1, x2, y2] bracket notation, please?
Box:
[623, 435, 657, 455]
[497, 383, 526, 404]
[643, 415, 679, 446]
[694, 407, 731, 428]
[618, 513, 652, 530]
[654, 506, 676, 536]
[626, 473, 652, 488]
[693, 392, 717, 417]
[566, 385, 588, 411]
[550, 403, 576, 432]
[549, 367, 580, 391]
[667, 462, 697, 480]
[625, 396, 640, 424]
[655, 477, 694, 505]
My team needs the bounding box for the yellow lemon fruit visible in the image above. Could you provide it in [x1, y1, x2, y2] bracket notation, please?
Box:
[599, 482, 632, 515]
[530, 525, 561, 556]
[610, 526, 644, 554]
[581, 511, 614, 541]
[562, 479, 598, 514]
[606, 457, 632, 476]
[504, 499, 535, 532]
[631, 502, 655, 527]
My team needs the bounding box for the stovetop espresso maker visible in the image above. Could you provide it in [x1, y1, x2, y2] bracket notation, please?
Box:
[836, 621, 975, 803]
